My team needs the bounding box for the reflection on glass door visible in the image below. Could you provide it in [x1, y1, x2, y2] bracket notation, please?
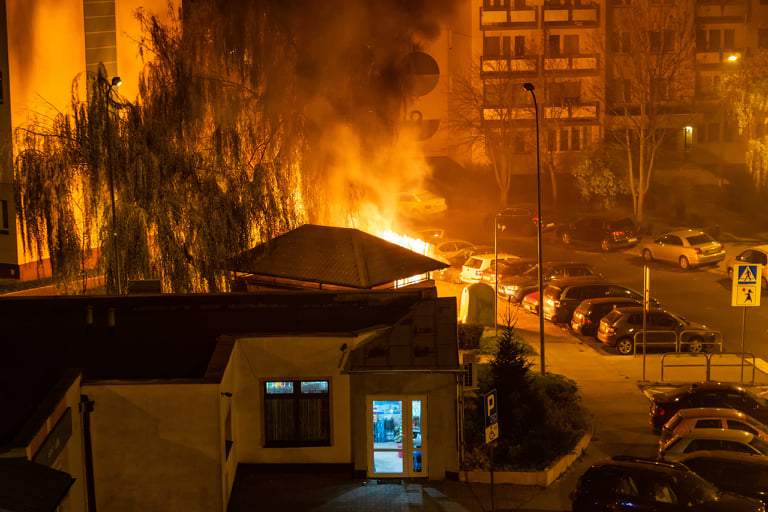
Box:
[370, 397, 425, 477]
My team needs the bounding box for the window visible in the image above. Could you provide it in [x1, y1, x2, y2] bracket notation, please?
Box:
[502, 36, 511, 56]
[514, 131, 526, 153]
[650, 32, 661, 52]
[547, 130, 557, 151]
[724, 29, 735, 50]
[264, 379, 330, 447]
[484, 36, 501, 57]
[549, 34, 560, 56]
[695, 419, 722, 429]
[564, 34, 579, 55]
[515, 36, 525, 57]
[760, 29, 768, 50]
[559, 128, 569, 151]
[707, 122, 719, 143]
[709, 30, 721, 51]
[571, 127, 581, 151]
[696, 30, 707, 51]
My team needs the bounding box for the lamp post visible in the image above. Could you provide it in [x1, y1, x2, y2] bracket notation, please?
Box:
[105, 76, 122, 294]
[523, 82, 545, 375]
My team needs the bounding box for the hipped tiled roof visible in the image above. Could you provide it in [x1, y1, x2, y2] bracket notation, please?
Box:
[231, 224, 447, 289]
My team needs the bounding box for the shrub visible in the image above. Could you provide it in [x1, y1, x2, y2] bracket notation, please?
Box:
[458, 323, 485, 349]
[461, 322, 589, 471]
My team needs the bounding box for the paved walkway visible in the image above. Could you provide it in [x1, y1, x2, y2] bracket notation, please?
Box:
[227, 307, 768, 512]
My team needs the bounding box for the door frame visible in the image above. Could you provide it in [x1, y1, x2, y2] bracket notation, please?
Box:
[366, 395, 427, 478]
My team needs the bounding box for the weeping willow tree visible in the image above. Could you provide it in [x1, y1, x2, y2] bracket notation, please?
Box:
[14, 5, 308, 294]
[13, 1, 456, 294]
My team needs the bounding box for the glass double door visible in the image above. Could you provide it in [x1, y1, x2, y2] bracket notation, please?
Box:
[369, 397, 425, 477]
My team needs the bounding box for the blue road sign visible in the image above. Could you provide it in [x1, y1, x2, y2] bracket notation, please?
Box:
[484, 389, 498, 443]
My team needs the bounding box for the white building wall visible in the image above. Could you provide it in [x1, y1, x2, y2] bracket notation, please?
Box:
[84, 382, 223, 512]
[233, 335, 353, 464]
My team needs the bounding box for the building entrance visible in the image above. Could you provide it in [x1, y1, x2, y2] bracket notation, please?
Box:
[369, 397, 425, 477]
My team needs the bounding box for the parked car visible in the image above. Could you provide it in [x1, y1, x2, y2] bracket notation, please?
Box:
[570, 455, 764, 511]
[541, 277, 655, 324]
[727, 245, 768, 291]
[649, 381, 768, 431]
[409, 227, 445, 242]
[570, 297, 644, 337]
[522, 290, 540, 314]
[659, 428, 768, 461]
[659, 407, 768, 449]
[397, 189, 448, 217]
[640, 229, 726, 270]
[460, 252, 520, 284]
[557, 215, 639, 251]
[596, 306, 719, 355]
[492, 206, 556, 237]
[479, 258, 537, 288]
[675, 450, 768, 507]
[497, 261, 598, 302]
[433, 239, 477, 261]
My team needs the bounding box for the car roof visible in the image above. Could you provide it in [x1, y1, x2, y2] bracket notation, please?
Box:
[545, 276, 607, 289]
[658, 229, 710, 238]
[744, 245, 768, 253]
[591, 455, 688, 473]
[671, 427, 757, 441]
[675, 449, 768, 466]
[469, 253, 519, 261]
[672, 407, 751, 421]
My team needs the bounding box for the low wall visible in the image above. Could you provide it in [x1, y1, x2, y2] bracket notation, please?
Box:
[459, 430, 591, 487]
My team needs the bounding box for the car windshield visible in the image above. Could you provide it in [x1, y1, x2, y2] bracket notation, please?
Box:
[497, 260, 534, 275]
[676, 472, 720, 504]
[464, 257, 484, 269]
[686, 234, 714, 245]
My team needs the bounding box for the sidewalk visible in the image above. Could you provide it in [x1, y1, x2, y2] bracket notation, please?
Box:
[228, 308, 768, 511]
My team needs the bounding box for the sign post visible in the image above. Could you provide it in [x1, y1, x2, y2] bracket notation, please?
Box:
[484, 389, 499, 512]
[732, 263, 762, 382]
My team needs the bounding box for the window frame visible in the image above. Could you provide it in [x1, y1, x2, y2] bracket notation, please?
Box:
[263, 378, 331, 448]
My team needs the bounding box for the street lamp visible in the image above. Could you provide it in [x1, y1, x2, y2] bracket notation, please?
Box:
[523, 82, 545, 375]
[105, 76, 122, 294]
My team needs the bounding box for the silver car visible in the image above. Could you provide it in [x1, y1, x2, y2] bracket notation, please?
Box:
[640, 229, 725, 269]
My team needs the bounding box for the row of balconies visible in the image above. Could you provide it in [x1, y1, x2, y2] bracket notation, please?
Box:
[482, 101, 600, 122]
[480, 1, 746, 30]
[481, 53, 600, 77]
[480, 3, 599, 29]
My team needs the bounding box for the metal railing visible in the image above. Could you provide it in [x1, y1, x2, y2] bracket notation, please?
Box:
[660, 352, 757, 383]
[632, 329, 723, 355]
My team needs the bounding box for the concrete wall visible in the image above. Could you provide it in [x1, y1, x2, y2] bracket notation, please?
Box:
[233, 335, 352, 464]
[350, 372, 460, 479]
[84, 382, 223, 512]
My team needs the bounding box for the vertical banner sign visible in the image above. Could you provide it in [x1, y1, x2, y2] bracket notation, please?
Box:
[733, 264, 761, 307]
[484, 389, 499, 444]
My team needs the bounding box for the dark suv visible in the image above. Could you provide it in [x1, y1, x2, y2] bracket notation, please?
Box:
[570, 297, 644, 337]
[571, 455, 765, 511]
[597, 306, 719, 355]
[541, 277, 655, 324]
[558, 215, 639, 251]
[498, 261, 597, 302]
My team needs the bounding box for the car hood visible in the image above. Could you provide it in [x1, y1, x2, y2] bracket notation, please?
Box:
[499, 275, 537, 286]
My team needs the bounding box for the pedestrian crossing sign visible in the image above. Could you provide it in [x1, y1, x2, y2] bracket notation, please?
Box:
[732, 263, 761, 307]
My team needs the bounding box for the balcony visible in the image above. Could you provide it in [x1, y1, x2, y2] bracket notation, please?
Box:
[481, 55, 539, 77]
[695, 1, 748, 24]
[543, 53, 600, 75]
[695, 50, 742, 68]
[542, 1, 599, 27]
[480, 6, 538, 29]
[482, 101, 599, 122]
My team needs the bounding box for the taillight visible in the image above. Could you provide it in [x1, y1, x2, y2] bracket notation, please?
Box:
[584, 318, 592, 325]
[694, 248, 702, 255]
[612, 230, 625, 238]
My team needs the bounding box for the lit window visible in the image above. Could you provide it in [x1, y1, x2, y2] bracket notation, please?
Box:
[264, 379, 330, 447]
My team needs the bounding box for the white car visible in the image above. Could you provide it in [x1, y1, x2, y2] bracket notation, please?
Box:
[659, 407, 768, 451]
[434, 239, 477, 261]
[460, 252, 519, 284]
[640, 229, 725, 270]
[659, 428, 768, 461]
[397, 190, 447, 217]
[727, 244, 768, 291]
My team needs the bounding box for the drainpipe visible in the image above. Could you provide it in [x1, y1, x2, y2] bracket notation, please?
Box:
[79, 395, 97, 512]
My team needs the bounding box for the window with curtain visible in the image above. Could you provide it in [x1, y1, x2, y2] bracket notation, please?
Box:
[264, 380, 330, 447]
